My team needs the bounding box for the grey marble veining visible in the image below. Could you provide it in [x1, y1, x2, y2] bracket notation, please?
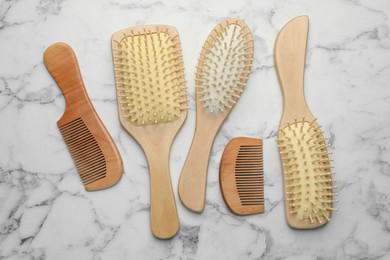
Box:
[0, 0, 389, 259]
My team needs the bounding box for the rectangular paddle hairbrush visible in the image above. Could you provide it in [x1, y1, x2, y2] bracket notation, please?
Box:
[112, 25, 188, 239]
[44, 42, 123, 191]
[220, 137, 264, 215]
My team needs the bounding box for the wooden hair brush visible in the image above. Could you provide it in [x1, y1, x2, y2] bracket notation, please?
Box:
[112, 25, 188, 239]
[220, 137, 264, 215]
[274, 16, 337, 229]
[44, 43, 123, 191]
[178, 19, 254, 213]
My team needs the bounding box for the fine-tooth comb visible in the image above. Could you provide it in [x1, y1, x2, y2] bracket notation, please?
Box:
[219, 137, 264, 215]
[112, 25, 188, 239]
[44, 42, 123, 191]
[274, 16, 337, 229]
[178, 18, 254, 213]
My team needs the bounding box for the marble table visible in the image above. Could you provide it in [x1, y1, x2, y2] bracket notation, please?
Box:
[0, 0, 389, 259]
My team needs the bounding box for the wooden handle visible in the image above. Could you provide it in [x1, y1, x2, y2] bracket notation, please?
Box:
[178, 125, 218, 213]
[144, 145, 179, 239]
[274, 16, 314, 125]
[44, 42, 89, 107]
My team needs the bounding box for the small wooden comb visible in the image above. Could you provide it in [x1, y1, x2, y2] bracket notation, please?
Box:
[44, 42, 123, 191]
[219, 137, 264, 215]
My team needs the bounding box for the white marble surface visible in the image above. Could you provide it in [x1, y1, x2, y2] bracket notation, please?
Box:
[0, 0, 389, 259]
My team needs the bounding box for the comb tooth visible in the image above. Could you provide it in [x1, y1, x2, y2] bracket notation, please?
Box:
[61, 128, 91, 143]
[60, 117, 85, 129]
[60, 118, 107, 186]
[81, 165, 106, 179]
[84, 174, 106, 185]
[62, 130, 95, 151]
[69, 148, 104, 169]
[73, 152, 105, 168]
[77, 157, 106, 174]
[70, 144, 103, 160]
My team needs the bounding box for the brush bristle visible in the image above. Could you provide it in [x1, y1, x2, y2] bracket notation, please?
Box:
[113, 27, 187, 126]
[277, 118, 337, 224]
[196, 19, 253, 114]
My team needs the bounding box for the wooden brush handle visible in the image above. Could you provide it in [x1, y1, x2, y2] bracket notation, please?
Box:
[144, 144, 179, 239]
[274, 16, 314, 124]
[178, 125, 219, 213]
[44, 42, 89, 110]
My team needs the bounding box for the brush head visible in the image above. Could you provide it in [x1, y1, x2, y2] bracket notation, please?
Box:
[112, 26, 188, 126]
[220, 137, 264, 215]
[277, 118, 337, 227]
[196, 19, 253, 115]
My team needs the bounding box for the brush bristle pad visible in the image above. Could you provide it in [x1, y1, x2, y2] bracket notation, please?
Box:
[278, 118, 337, 224]
[113, 27, 187, 126]
[196, 19, 253, 114]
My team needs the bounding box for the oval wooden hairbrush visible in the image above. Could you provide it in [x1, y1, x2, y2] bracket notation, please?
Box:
[44, 42, 123, 191]
[178, 19, 254, 213]
[274, 16, 337, 229]
[112, 25, 188, 239]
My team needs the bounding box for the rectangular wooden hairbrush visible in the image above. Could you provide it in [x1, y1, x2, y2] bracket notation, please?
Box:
[274, 16, 337, 229]
[178, 19, 254, 213]
[112, 25, 188, 239]
[44, 42, 123, 191]
[220, 137, 264, 215]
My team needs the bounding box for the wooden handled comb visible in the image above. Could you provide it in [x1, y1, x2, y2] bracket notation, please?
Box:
[44, 42, 123, 191]
[220, 137, 264, 215]
[178, 19, 254, 213]
[274, 16, 337, 229]
[112, 25, 188, 239]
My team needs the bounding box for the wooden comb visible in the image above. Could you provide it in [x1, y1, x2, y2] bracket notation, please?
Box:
[220, 137, 264, 215]
[112, 25, 188, 239]
[178, 19, 254, 213]
[274, 16, 337, 229]
[44, 42, 123, 191]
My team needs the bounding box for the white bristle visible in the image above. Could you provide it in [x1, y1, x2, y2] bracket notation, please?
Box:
[196, 21, 253, 115]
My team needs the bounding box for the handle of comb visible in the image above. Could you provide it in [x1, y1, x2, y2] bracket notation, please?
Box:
[178, 126, 218, 213]
[145, 145, 179, 239]
[274, 16, 314, 125]
[44, 42, 89, 111]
